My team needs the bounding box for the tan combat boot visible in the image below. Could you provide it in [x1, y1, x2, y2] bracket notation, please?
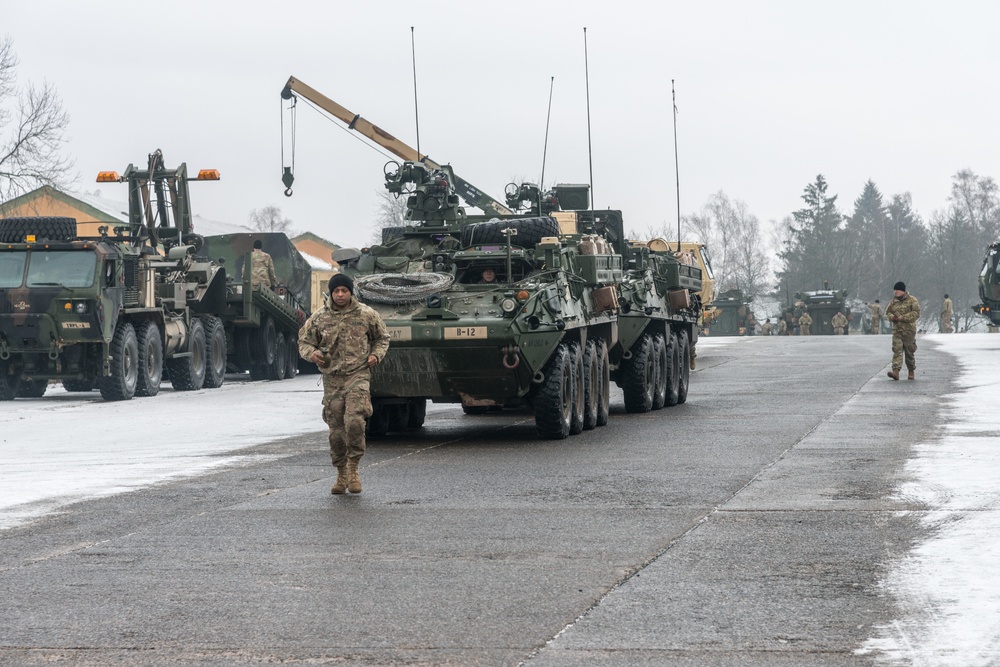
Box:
[887, 369, 899, 381]
[907, 369, 915, 380]
[331, 465, 348, 495]
[690, 356, 696, 371]
[346, 459, 362, 494]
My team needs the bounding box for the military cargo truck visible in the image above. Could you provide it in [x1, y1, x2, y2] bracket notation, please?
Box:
[0, 150, 309, 400]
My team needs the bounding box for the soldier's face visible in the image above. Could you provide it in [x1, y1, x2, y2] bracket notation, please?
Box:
[331, 286, 352, 307]
[894, 289, 905, 298]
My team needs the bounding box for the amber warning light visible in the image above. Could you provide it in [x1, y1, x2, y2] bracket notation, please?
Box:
[197, 169, 220, 181]
[96, 171, 120, 183]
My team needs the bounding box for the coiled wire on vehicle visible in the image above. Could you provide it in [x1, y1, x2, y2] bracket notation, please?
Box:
[355, 273, 455, 305]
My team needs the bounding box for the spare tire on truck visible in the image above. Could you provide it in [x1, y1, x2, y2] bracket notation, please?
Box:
[0, 217, 78, 243]
[460, 216, 560, 248]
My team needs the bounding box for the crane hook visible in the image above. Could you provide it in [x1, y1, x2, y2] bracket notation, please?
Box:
[282, 167, 294, 198]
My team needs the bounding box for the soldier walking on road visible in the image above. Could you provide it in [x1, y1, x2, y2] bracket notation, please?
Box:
[885, 281, 920, 381]
[798, 310, 813, 335]
[831, 310, 848, 335]
[760, 318, 773, 336]
[941, 294, 954, 333]
[299, 274, 390, 495]
[250, 239, 278, 289]
[869, 300, 882, 334]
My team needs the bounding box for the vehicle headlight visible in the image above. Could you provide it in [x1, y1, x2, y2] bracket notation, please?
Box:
[500, 298, 518, 314]
[74, 301, 88, 314]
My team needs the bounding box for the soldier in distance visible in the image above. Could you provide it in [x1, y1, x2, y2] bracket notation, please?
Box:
[831, 310, 848, 335]
[869, 300, 882, 335]
[250, 239, 277, 289]
[298, 273, 390, 494]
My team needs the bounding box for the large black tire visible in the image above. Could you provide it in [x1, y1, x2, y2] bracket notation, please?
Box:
[201, 316, 227, 388]
[166, 318, 206, 391]
[62, 378, 94, 392]
[460, 216, 561, 248]
[664, 331, 681, 407]
[407, 398, 427, 429]
[135, 321, 163, 398]
[254, 316, 277, 369]
[0, 216, 77, 243]
[17, 379, 48, 398]
[0, 363, 18, 400]
[534, 344, 572, 439]
[366, 404, 390, 437]
[462, 405, 490, 415]
[388, 403, 410, 431]
[235, 327, 254, 370]
[677, 330, 691, 404]
[651, 334, 668, 410]
[582, 339, 599, 431]
[267, 332, 287, 381]
[99, 321, 139, 401]
[568, 342, 585, 435]
[595, 339, 610, 427]
[622, 334, 655, 413]
[285, 333, 299, 379]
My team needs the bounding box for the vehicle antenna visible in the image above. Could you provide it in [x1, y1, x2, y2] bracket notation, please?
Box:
[672, 79, 681, 251]
[539, 76, 555, 214]
[584, 27, 595, 211]
[411, 27, 422, 161]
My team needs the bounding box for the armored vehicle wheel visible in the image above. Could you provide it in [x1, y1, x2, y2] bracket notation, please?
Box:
[366, 405, 391, 437]
[0, 363, 19, 400]
[595, 339, 610, 427]
[534, 344, 572, 439]
[17, 379, 48, 398]
[0, 216, 77, 243]
[407, 398, 427, 429]
[166, 318, 206, 391]
[284, 335, 299, 379]
[582, 339, 599, 431]
[254, 316, 277, 368]
[235, 327, 254, 370]
[622, 334, 655, 413]
[664, 331, 681, 407]
[62, 378, 94, 392]
[651, 334, 668, 410]
[267, 333, 287, 381]
[677, 331, 691, 404]
[135, 321, 163, 398]
[388, 403, 410, 431]
[568, 342, 585, 435]
[201, 316, 227, 389]
[249, 364, 268, 381]
[100, 321, 139, 401]
[460, 216, 561, 248]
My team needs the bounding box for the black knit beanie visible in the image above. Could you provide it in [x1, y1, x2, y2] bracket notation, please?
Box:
[893, 281, 905, 292]
[329, 273, 354, 295]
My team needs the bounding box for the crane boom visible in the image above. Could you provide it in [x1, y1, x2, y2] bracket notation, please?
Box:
[281, 76, 512, 216]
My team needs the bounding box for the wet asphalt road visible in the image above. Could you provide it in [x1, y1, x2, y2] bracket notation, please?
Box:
[0, 334, 950, 666]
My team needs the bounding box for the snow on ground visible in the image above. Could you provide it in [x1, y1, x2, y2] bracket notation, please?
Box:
[859, 333, 1000, 666]
[0, 375, 328, 530]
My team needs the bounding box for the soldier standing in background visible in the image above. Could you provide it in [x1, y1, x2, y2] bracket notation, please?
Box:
[760, 318, 773, 336]
[869, 300, 882, 334]
[299, 274, 391, 495]
[886, 281, 920, 381]
[941, 294, 954, 333]
[831, 310, 848, 335]
[798, 310, 813, 335]
[250, 239, 277, 289]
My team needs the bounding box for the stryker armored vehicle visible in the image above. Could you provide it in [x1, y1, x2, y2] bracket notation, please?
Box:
[336, 162, 701, 438]
[0, 150, 309, 400]
[701, 288, 754, 336]
[973, 242, 1000, 326]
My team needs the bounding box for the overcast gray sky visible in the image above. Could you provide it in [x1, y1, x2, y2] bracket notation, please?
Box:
[6, 1, 999, 251]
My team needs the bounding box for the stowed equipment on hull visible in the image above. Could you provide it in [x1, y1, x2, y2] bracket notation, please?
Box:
[339, 160, 702, 438]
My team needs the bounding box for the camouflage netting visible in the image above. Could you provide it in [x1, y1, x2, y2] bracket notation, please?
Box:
[356, 272, 455, 305]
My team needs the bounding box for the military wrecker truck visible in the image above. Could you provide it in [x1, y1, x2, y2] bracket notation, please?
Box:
[0, 150, 307, 400]
[335, 162, 701, 438]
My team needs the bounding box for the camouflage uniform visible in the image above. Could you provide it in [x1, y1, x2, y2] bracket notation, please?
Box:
[798, 311, 813, 335]
[831, 312, 848, 335]
[885, 292, 920, 374]
[298, 297, 390, 470]
[868, 302, 882, 334]
[251, 248, 278, 289]
[940, 296, 954, 333]
[760, 321, 773, 336]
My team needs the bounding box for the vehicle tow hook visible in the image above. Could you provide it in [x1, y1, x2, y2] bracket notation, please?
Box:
[501, 345, 520, 369]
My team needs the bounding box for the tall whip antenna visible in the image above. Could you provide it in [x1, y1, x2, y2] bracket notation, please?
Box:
[584, 27, 595, 210]
[411, 27, 422, 160]
[672, 79, 681, 251]
[539, 76, 555, 213]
